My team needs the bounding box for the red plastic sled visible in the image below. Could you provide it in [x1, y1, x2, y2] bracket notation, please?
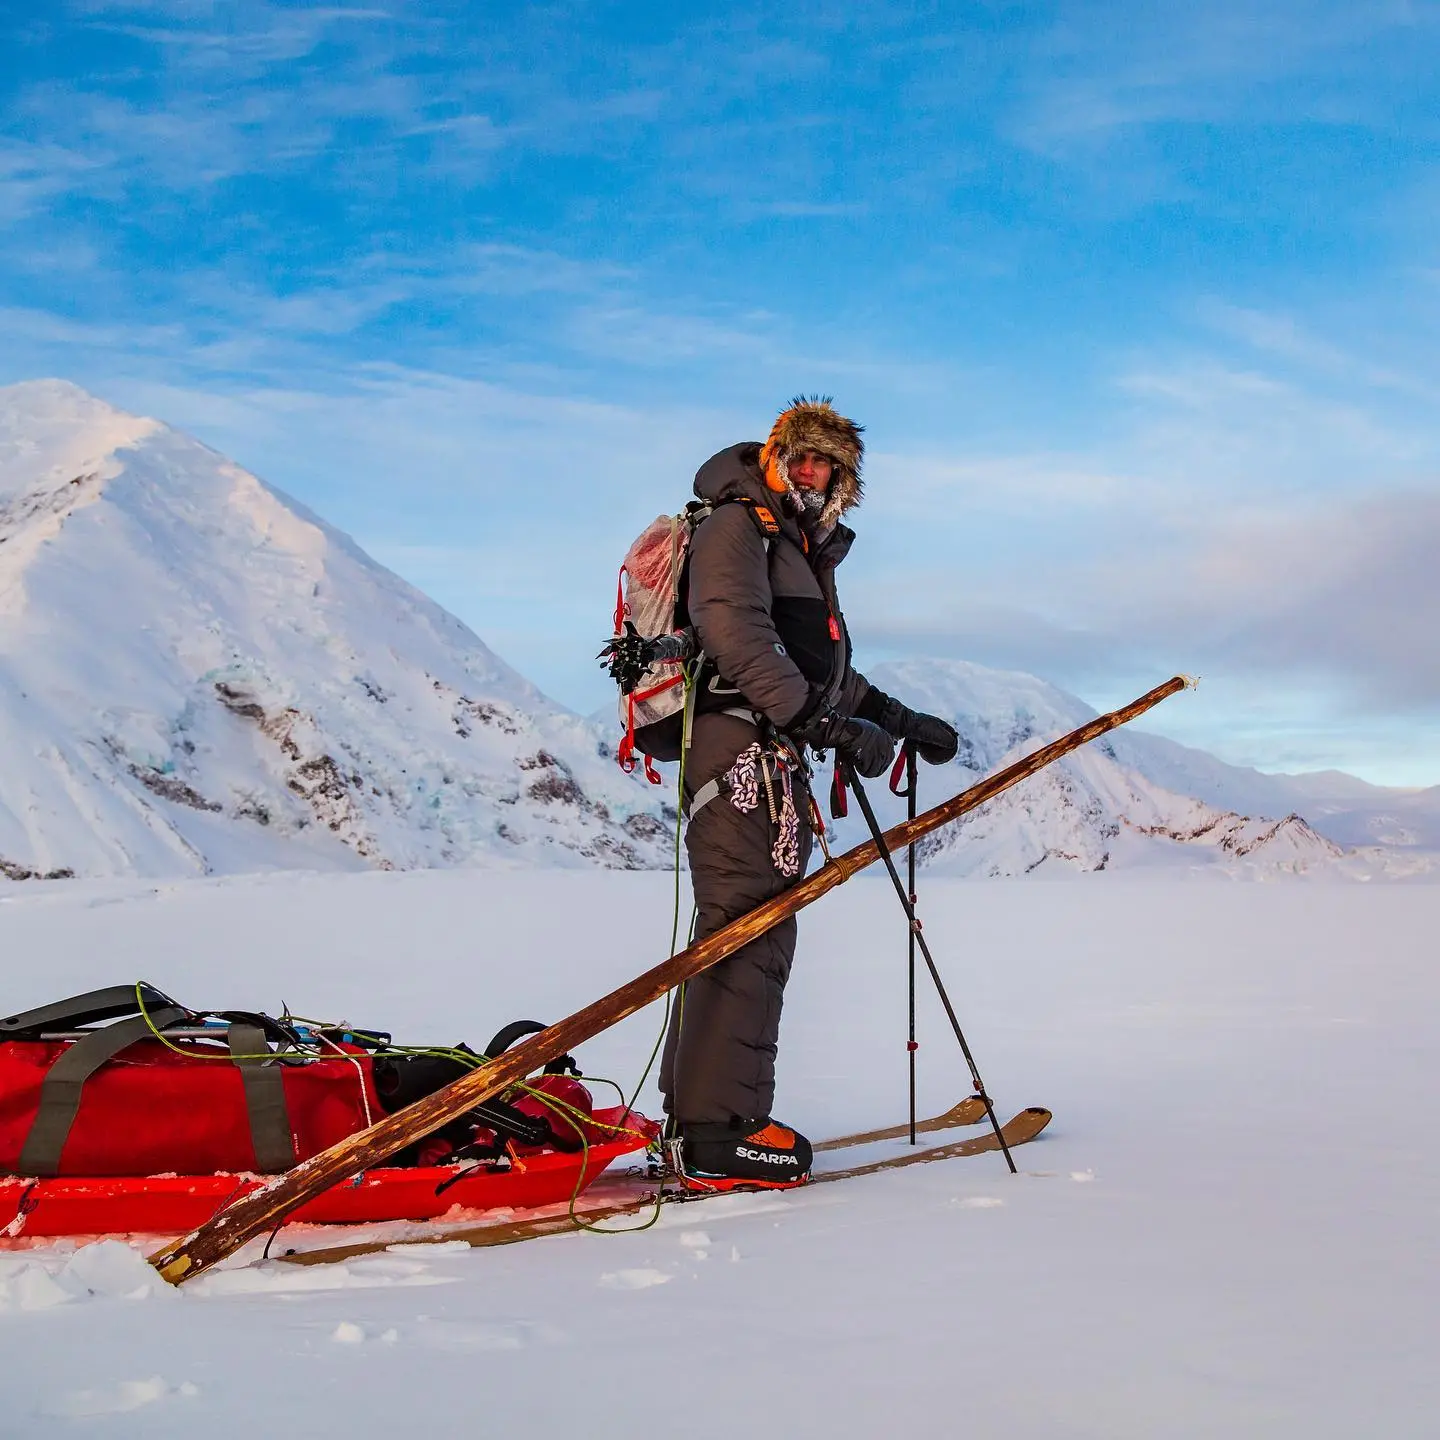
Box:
[0, 1105, 657, 1239]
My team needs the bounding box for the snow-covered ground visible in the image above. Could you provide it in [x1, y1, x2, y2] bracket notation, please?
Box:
[1, 869, 1435, 1436]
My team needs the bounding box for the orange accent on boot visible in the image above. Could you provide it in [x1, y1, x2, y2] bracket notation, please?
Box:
[678, 1169, 808, 1195]
[745, 1122, 796, 1148]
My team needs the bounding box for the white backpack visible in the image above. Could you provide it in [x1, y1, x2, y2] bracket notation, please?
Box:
[603, 498, 781, 781]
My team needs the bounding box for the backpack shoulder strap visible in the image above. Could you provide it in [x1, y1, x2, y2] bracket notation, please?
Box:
[691, 495, 782, 556]
[689, 495, 782, 538]
[725, 495, 782, 539]
[672, 495, 783, 644]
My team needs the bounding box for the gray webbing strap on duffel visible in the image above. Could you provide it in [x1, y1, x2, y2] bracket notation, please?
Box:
[17, 1005, 188, 1177]
[0, 983, 175, 1039]
[227, 1023, 297, 1173]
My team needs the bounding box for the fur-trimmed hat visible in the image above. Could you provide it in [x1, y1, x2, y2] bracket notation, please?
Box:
[758, 395, 864, 528]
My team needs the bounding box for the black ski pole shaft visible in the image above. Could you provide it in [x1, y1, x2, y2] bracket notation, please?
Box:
[845, 764, 1017, 1174]
[907, 749, 917, 1146]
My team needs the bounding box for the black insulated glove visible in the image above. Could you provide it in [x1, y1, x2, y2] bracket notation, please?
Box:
[864, 692, 961, 766]
[795, 705, 896, 779]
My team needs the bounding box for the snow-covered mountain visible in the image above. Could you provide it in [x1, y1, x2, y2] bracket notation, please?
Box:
[844, 660, 1440, 879]
[2, 380, 1431, 886]
[0, 380, 671, 880]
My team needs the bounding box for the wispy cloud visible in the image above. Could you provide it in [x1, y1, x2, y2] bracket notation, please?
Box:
[418, 245, 634, 299]
[74, 1, 402, 72]
[1197, 301, 1440, 402]
[1114, 359, 1437, 501]
[862, 452, 1147, 521]
[733, 201, 869, 220]
[3, 5, 664, 217]
[1008, 1, 1437, 156]
[1125, 489, 1440, 700]
[0, 138, 102, 220]
[839, 304, 1440, 778]
[854, 482, 1440, 777]
[4, 0, 1439, 780]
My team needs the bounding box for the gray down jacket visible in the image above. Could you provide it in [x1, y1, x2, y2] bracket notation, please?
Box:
[685, 442, 874, 739]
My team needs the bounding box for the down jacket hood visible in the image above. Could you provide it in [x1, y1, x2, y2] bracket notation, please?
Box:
[692, 398, 864, 531]
[693, 442, 768, 507]
[759, 395, 863, 529]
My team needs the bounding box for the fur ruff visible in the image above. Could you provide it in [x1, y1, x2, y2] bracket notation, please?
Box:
[759, 395, 864, 529]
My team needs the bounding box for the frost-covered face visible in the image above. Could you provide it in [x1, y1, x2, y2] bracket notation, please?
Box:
[788, 451, 834, 492]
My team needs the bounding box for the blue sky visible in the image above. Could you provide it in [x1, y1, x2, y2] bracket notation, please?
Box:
[4, 1, 1439, 784]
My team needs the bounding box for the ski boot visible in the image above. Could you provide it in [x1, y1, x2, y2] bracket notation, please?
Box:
[673, 1117, 813, 1194]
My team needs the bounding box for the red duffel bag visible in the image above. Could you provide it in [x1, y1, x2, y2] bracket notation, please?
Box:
[0, 984, 383, 1177]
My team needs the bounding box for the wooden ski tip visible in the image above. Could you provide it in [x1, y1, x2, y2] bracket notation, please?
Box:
[1008, 1107, 1053, 1141]
[813, 1095, 988, 1152]
[985, 1105, 1051, 1153]
[154, 1252, 192, 1284]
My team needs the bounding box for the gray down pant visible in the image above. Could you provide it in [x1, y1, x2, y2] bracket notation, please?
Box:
[659, 713, 815, 1126]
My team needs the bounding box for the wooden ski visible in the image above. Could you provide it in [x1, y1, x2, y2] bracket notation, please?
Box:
[279, 1100, 1041, 1269]
[152, 675, 1188, 1285]
[812, 1095, 988, 1151]
[810, 1105, 1051, 1184]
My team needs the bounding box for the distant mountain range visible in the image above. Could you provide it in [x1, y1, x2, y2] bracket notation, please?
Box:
[0, 380, 1433, 882]
[837, 660, 1440, 879]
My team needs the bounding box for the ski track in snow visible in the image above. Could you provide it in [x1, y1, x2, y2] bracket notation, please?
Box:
[0, 870, 1437, 1438]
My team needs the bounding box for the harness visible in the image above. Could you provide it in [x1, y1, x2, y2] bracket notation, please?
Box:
[682, 715, 816, 878]
[681, 708, 768, 818]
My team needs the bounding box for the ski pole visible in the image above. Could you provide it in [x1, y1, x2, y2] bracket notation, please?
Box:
[907, 749, 918, 1144]
[844, 763, 1017, 1174]
[889, 746, 919, 1143]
